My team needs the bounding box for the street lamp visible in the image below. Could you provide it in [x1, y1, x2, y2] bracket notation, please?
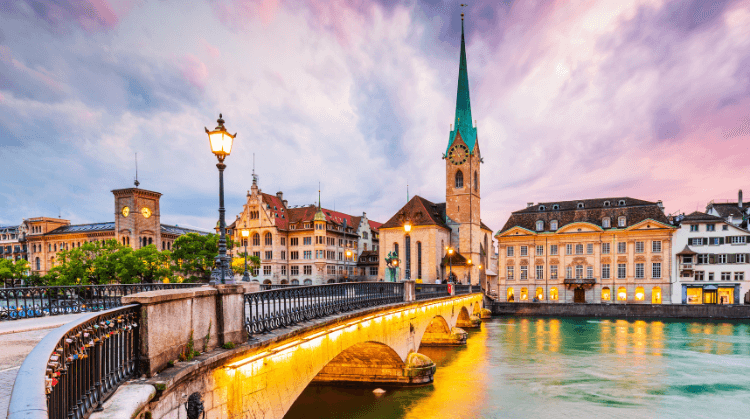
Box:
[241, 229, 250, 282]
[207, 114, 237, 285]
[403, 222, 411, 280]
[446, 247, 454, 283]
[345, 249, 352, 282]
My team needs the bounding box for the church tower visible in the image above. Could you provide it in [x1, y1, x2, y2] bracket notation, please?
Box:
[444, 12, 482, 283]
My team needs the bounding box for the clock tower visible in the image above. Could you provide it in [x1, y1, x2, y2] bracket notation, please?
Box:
[113, 187, 163, 249]
[444, 13, 483, 283]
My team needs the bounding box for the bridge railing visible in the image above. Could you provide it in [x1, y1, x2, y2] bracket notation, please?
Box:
[415, 283, 450, 300]
[0, 283, 203, 321]
[7, 305, 140, 419]
[244, 282, 404, 336]
[454, 284, 472, 295]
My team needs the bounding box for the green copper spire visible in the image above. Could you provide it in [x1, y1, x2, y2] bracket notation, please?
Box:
[446, 14, 477, 155]
[314, 185, 326, 222]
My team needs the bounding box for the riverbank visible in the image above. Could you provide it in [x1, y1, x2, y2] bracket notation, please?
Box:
[491, 302, 750, 319]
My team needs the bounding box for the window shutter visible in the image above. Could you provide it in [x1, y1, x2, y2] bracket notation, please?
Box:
[719, 237, 725, 245]
[709, 254, 716, 264]
[729, 254, 736, 263]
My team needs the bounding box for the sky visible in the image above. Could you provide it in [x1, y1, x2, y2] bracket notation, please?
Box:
[1, 0, 750, 234]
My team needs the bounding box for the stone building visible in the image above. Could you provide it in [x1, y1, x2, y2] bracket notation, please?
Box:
[672, 211, 750, 304]
[495, 198, 676, 304]
[0, 224, 28, 262]
[379, 16, 493, 286]
[705, 190, 749, 228]
[24, 186, 206, 275]
[227, 178, 382, 285]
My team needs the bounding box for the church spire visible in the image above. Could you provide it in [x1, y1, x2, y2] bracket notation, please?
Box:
[446, 10, 477, 155]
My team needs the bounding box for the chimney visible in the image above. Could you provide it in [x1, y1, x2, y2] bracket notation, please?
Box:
[739, 189, 743, 208]
[276, 191, 284, 201]
[527, 202, 534, 208]
[657, 200, 664, 212]
[282, 199, 288, 208]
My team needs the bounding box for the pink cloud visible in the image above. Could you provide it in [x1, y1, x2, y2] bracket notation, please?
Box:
[180, 54, 209, 90]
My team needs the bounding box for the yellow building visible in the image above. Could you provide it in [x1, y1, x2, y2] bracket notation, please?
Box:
[495, 198, 676, 304]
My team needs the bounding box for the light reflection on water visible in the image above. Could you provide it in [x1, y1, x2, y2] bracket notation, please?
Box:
[284, 317, 750, 419]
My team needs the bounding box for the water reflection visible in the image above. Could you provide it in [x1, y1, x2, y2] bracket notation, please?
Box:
[285, 317, 750, 419]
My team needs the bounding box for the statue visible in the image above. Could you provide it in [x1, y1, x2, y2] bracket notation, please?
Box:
[384, 251, 400, 282]
[185, 392, 205, 419]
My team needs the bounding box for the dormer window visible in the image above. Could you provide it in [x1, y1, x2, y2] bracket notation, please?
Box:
[618, 216, 626, 227]
[536, 220, 544, 231]
[618, 200, 626, 206]
[552, 204, 560, 210]
[577, 202, 584, 209]
[602, 217, 611, 228]
[603, 201, 610, 207]
[550, 220, 558, 230]
[539, 205, 546, 211]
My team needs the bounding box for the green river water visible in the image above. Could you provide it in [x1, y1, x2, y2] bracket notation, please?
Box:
[285, 317, 750, 419]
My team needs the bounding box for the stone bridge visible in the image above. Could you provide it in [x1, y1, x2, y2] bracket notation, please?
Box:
[129, 286, 484, 419]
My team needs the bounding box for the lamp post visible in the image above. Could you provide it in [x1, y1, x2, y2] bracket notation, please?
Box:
[241, 229, 250, 282]
[446, 247, 454, 283]
[345, 249, 352, 282]
[403, 222, 411, 281]
[206, 114, 236, 285]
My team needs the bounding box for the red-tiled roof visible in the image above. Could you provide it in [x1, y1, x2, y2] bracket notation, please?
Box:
[381, 196, 449, 230]
[369, 220, 383, 231]
[254, 193, 383, 233]
[261, 193, 288, 229]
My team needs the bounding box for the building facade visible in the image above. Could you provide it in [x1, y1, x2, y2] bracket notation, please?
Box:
[705, 189, 749, 228]
[0, 225, 28, 262]
[228, 179, 381, 285]
[379, 16, 493, 286]
[495, 198, 676, 304]
[672, 211, 750, 304]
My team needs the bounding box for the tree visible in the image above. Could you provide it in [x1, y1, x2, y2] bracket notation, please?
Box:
[231, 254, 260, 276]
[132, 245, 173, 283]
[46, 240, 126, 285]
[170, 233, 219, 281]
[0, 259, 30, 285]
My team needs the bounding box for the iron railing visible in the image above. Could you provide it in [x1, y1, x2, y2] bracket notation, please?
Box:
[0, 283, 203, 321]
[454, 284, 472, 295]
[259, 283, 298, 290]
[7, 305, 140, 419]
[415, 283, 450, 300]
[244, 282, 404, 336]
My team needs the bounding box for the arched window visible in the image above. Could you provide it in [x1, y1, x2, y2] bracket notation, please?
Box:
[550, 220, 558, 230]
[552, 204, 560, 210]
[652, 286, 662, 304]
[602, 287, 611, 301]
[263, 279, 272, 284]
[455, 170, 464, 188]
[291, 279, 299, 285]
[617, 287, 627, 301]
[550, 287, 558, 301]
[253, 233, 260, 246]
[35, 257, 40, 270]
[167, 242, 171, 250]
[304, 279, 313, 285]
[148, 237, 153, 245]
[327, 279, 336, 283]
[618, 200, 626, 206]
[539, 205, 546, 211]
[280, 279, 288, 284]
[394, 243, 399, 256]
[602, 217, 611, 228]
[127, 236, 130, 246]
[507, 287, 515, 302]
[618, 216, 626, 227]
[535, 287, 544, 301]
[474, 171, 478, 192]
[577, 202, 584, 209]
[635, 286, 645, 301]
[265, 232, 272, 246]
[520, 287, 529, 301]
[603, 201, 611, 207]
[535, 220, 544, 231]
[417, 241, 422, 279]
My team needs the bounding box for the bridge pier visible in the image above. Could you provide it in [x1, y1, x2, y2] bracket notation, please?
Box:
[312, 344, 436, 385]
[420, 326, 468, 346]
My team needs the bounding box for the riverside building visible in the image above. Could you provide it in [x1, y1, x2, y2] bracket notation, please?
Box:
[495, 198, 676, 304]
[672, 211, 750, 304]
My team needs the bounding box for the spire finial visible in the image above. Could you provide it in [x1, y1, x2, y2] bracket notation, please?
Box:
[460, 3, 467, 19]
[318, 182, 321, 210]
[134, 152, 140, 188]
[446, 5, 476, 155]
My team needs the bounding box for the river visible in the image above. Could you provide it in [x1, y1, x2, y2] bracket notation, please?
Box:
[284, 317, 750, 419]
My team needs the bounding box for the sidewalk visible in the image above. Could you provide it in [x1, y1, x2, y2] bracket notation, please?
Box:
[0, 313, 87, 336]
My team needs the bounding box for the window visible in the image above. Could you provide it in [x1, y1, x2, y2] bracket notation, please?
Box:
[304, 223, 311, 229]
[587, 266, 593, 278]
[520, 246, 528, 256]
[566, 244, 573, 255]
[519, 265, 528, 280]
[735, 272, 744, 281]
[575, 244, 583, 254]
[566, 266, 572, 279]
[721, 272, 731, 281]
[281, 265, 287, 275]
[316, 250, 324, 259]
[586, 243, 593, 254]
[290, 251, 299, 260]
[536, 220, 544, 231]
[291, 238, 298, 246]
[536, 265, 544, 280]
[690, 224, 699, 232]
[251, 266, 259, 276]
[617, 242, 626, 253]
[602, 264, 610, 279]
[635, 286, 645, 301]
[550, 265, 558, 279]
[507, 266, 514, 280]
[652, 286, 662, 304]
[709, 272, 715, 281]
[691, 238, 704, 246]
[718, 254, 728, 264]
[263, 265, 271, 275]
[303, 250, 312, 259]
[652, 262, 661, 278]
[507, 246, 514, 257]
[695, 271, 704, 281]
[575, 265, 583, 279]
[602, 218, 610, 228]
[315, 236, 323, 245]
[618, 200, 626, 206]
[618, 216, 626, 227]
[550, 220, 558, 230]
[535, 287, 544, 301]
[363, 231, 369, 239]
[577, 202, 584, 209]
[304, 265, 312, 275]
[417, 241, 422, 279]
[280, 237, 286, 245]
[652, 241, 662, 253]
[394, 243, 399, 256]
[731, 236, 747, 244]
[291, 266, 299, 275]
[709, 237, 723, 245]
[253, 251, 260, 258]
[536, 245, 544, 256]
[265, 233, 272, 246]
[281, 251, 286, 260]
[602, 287, 611, 301]
[723, 225, 730, 231]
[474, 171, 478, 191]
[455, 170, 464, 188]
[550, 245, 558, 255]
[370, 267, 378, 276]
[303, 237, 312, 246]
[35, 257, 40, 270]
[553, 204, 560, 210]
[617, 287, 627, 301]
[507, 288, 515, 302]
[303, 279, 312, 285]
[602, 243, 610, 254]
[265, 251, 272, 260]
[520, 287, 529, 301]
[253, 233, 260, 246]
[603, 201, 611, 207]
[617, 264, 626, 279]
[635, 263, 645, 279]
[635, 241, 644, 253]
[737, 254, 747, 263]
[706, 224, 715, 232]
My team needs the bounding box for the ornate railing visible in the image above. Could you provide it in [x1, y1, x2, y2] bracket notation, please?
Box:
[7, 305, 140, 419]
[244, 282, 404, 336]
[260, 283, 298, 290]
[0, 283, 203, 321]
[454, 284, 472, 295]
[415, 283, 450, 300]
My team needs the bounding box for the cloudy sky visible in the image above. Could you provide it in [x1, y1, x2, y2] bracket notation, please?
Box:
[1, 0, 749, 233]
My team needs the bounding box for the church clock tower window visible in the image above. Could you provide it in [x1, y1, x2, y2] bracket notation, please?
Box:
[455, 171, 464, 188]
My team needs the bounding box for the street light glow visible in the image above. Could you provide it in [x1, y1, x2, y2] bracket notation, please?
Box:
[241, 229, 250, 238]
[404, 222, 412, 233]
[206, 114, 236, 159]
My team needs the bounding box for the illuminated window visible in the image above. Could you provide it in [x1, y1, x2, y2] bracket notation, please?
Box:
[535, 287, 544, 300]
[602, 287, 611, 301]
[617, 286, 627, 301]
[687, 287, 702, 304]
[635, 286, 645, 301]
[550, 287, 558, 300]
[652, 287, 662, 304]
[507, 266, 514, 280]
[718, 287, 734, 304]
[520, 287, 529, 301]
[550, 265, 558, 279]
[507, 287, 515, 302]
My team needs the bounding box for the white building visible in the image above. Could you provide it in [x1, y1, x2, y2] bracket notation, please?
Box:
[705, 189, 750, 228]
[672, 211, 750, 305]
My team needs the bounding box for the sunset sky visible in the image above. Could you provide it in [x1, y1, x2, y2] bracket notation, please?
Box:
[1, 0, 749, 234]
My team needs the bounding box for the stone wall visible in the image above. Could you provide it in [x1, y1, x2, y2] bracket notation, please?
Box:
[491, 302, 750, 319]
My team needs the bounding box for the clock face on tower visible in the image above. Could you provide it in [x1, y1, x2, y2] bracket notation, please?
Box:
[448, 144, 469, 165]
[141, 207, 152, 218]
[121, 206, 130, 217]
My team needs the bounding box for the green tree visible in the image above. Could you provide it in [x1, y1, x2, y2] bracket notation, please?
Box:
[171, 233, 219, 281]
[231, 254, 260, 276]
[0, 259, 30, 285]
[132, 245, 173, 283]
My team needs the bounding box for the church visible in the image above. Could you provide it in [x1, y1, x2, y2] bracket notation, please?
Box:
[379, 16, 493, 286]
